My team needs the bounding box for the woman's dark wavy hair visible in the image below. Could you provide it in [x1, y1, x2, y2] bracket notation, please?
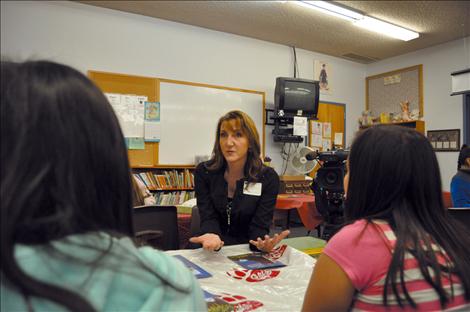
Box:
[345, 125, 470, 308]
[205, 110, 263, 181]
[1, 60, 134, 311]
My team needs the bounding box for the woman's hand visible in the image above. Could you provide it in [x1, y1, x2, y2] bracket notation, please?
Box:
[189, 233, 224, 251]
[249, 230, 290, 253]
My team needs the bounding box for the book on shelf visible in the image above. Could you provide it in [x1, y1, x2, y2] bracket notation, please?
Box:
[228, 252, 286, 270]
[153, 191, 195, 206]
[133, 169, 194, 190]
[173, 255, 212, 279]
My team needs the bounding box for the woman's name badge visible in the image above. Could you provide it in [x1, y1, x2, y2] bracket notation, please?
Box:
[243, 182, 262, 196]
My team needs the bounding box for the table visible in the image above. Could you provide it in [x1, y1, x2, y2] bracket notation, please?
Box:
[275, 194, 323, 230]
[167, 244, 315, 311]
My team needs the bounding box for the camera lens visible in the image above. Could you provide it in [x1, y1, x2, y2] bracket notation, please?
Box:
[326, 171, 338, 185]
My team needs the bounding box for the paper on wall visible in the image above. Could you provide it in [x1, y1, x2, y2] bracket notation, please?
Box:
[127, 137, 145, 150]
[311, 134, 322, 147]
[311, 121, 322, 136]
[334, 132, 343, 146]
[105, 93, 126, 132]
[144, 122, 161, 142]
[293, 116, 308, 136]
[322, 122, 331, 138]
[322, 139, 331, 151]
[122, 95, 146, 138]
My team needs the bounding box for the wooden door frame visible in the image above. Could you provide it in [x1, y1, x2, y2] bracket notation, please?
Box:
[315, 100, 347, 148]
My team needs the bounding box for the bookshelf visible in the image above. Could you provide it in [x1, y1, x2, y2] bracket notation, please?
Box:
[133, 167, 196, 206]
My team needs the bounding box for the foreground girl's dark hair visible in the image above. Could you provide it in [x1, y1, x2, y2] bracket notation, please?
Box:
[345, 125, 470, 308]
[1, 60, 133, 311]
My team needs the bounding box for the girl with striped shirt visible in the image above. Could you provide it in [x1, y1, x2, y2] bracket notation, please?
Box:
[302, 125, 470, 311]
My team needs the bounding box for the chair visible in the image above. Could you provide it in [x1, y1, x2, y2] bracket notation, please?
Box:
[448, 208, 470, 231]
[190, 205, 200, 237]
[133, 205, 179, 250]
[442, 191, 453, 208]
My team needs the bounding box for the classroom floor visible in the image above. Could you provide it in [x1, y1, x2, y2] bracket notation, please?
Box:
[271, 209, 321, 239]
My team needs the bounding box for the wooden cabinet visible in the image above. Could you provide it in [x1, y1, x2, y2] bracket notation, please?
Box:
[359, 120, 425, 135]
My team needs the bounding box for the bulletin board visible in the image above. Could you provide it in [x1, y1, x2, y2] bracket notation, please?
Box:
[88, 71, 265, 167]
[309, 101, 346, 151]
[366, 65, 423, 118]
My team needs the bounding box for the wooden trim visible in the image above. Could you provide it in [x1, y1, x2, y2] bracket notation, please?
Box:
[418, 64, 424, 116]
[158, 78, 264, 95]
[366, 64, 423, 117]
[88, 70, 155, 80]
[366, 65, 422, 80]
[132, 165, 195, 169]
[262, 92, 266, 159]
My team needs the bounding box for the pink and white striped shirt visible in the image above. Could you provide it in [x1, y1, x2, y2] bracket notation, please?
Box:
[324, 219, 469, 311]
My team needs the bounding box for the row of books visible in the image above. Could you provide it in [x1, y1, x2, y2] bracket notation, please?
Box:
[153, 190, 196, 206]
[134, 169, 194, 190]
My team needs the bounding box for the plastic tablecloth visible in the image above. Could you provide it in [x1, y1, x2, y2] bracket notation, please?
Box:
[167, 244, 316, 311]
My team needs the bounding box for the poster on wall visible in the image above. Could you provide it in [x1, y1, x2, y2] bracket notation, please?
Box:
[314, 60, 332, 95]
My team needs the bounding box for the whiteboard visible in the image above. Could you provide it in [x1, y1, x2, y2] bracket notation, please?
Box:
[159, 81, 264, 165]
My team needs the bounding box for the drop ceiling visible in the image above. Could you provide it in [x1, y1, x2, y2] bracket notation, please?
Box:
[78, 1, 470, 63]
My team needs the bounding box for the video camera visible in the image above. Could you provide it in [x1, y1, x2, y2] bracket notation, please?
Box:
[307, 149, 349, 240]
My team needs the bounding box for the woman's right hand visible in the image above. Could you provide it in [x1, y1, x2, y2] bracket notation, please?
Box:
[189, 233, 224, 251]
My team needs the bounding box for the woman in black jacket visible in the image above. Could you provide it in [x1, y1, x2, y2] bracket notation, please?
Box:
[189, 110, 289, 252]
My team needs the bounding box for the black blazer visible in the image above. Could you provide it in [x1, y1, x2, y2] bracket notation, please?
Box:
[194, 162, 279, 249]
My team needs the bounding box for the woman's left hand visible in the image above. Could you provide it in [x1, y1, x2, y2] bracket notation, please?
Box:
[249, 230, 290, 253]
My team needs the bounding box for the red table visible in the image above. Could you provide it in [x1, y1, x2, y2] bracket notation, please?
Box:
[275, 193, 323, 230]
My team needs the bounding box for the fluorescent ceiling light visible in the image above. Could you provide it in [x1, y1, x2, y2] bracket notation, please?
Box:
[354, 16, 419, 41]
[293, 0, 363, 22]
[292, 0, 419, 41]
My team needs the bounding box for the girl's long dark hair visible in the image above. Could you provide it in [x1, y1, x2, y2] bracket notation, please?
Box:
[1, 61, 134, 311]
[206, 110, 263, 181]
[345, 125, 470, 308]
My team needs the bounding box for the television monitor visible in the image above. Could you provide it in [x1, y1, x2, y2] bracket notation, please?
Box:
[274, 77, 320, 119]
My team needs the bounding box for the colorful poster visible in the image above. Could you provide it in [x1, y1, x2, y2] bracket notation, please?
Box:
[314, 60, 332, 94]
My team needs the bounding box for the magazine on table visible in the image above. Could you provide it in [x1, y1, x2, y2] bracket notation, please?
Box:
[173, 255, 212, 279]
[227, 247, 287, 270]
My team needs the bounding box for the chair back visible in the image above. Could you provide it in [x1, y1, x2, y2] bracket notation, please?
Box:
[190, 205, 201, 237]
[448, 208, 470, 231]
[133, 205, 179, 250]
[442, 191, 453, 208]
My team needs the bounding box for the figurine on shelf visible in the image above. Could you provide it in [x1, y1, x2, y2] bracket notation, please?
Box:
[359, 110, 373, 127]
[400, 101, 412, 121]
[410, 109, 420, 121]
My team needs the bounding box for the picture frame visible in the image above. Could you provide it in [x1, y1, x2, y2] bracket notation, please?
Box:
[427, 129, 460, 152]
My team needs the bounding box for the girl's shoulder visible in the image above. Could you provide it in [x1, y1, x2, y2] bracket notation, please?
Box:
[328, 219, 392, 248]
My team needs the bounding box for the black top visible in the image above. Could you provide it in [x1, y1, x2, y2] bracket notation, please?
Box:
[194, 162, 280, 250]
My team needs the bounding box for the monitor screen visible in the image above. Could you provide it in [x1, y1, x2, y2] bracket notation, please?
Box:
[275, 77, 319, 119]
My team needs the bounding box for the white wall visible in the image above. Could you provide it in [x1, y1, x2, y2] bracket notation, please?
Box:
[366, 38, 470, 191]
[1, 1, 365, 174]
[2, 1, 466, 190]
